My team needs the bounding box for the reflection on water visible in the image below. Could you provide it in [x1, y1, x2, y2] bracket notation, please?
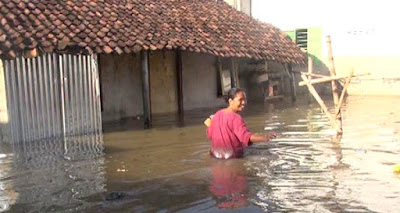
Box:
[209, 160, 248, 209]
[1, 96, 400, 212]
[0, 135, 105, 212]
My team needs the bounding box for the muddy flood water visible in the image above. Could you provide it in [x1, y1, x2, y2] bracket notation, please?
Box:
[1, 95, 400, 212]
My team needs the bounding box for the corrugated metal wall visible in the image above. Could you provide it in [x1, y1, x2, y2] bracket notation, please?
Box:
[2, 53, 102, 144]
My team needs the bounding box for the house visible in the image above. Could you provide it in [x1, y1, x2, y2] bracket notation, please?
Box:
[0, 0, 305, 143]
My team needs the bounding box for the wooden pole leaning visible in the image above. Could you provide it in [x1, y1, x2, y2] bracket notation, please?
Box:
[335, 69, 355, 116]
[300, 74, 343, 134]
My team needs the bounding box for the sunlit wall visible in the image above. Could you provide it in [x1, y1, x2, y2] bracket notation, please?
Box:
[253, 0, 400, 95]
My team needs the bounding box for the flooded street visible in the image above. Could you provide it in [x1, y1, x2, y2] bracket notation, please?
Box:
[1, 96, 400, 212]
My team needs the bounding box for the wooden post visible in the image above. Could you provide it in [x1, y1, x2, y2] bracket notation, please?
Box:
[141, 50, 152, 129]
[301, 75, 342, 134]
[287, 64, 296, 102]
[217, 57, 224, 95]
[230, 57, 238, 88]
[176, 49, 184, 123]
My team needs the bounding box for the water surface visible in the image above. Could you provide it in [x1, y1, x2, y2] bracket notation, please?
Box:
[1, 96, 400, 212]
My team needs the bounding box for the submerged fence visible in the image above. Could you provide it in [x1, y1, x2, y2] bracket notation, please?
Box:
[2, 53, 102, 143]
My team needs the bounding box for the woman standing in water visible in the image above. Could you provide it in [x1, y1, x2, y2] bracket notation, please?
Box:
[204, 88, 277, 159]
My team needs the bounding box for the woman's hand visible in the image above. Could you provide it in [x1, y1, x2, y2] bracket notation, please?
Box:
[268, 132, 278, 139]
[250, 132, 279, 143]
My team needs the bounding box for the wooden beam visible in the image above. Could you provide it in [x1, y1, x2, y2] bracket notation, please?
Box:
[141, 50, 152, 129]
[301, 75, 342, 134]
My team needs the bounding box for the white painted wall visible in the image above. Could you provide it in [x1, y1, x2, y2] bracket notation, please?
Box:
[253, 0, 400, 95]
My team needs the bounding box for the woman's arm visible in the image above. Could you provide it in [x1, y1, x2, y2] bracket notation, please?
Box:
[250, 132, 278, 143]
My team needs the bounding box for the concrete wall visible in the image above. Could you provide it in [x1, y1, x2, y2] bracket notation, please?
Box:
[0, 60, 9, 142]
[182, 52, 225, 110]
[99, 54, 143, 122]
[149, 51, 178, 114]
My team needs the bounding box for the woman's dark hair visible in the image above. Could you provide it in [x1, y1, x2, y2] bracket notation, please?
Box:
[225, 88, 244, 103]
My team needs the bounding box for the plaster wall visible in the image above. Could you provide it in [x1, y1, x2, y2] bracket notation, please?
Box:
[99, 54, 143, 122]
[182, 52, 225, 110]
[149, 51, 178, 114]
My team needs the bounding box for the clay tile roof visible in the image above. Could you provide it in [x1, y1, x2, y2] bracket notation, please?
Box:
[0, 0, 306, 64]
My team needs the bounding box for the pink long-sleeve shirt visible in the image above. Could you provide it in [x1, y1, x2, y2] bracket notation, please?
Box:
[206, 109, 252, 159]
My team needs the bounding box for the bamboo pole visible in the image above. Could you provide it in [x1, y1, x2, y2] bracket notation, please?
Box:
[298, 73, 368, 86]
[301, 75, 342, 134]
[335, 69, 355, 116]
[307, 57, 313, 103]
[326, 36, 340, 108]
[308, 57, 313, 76]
